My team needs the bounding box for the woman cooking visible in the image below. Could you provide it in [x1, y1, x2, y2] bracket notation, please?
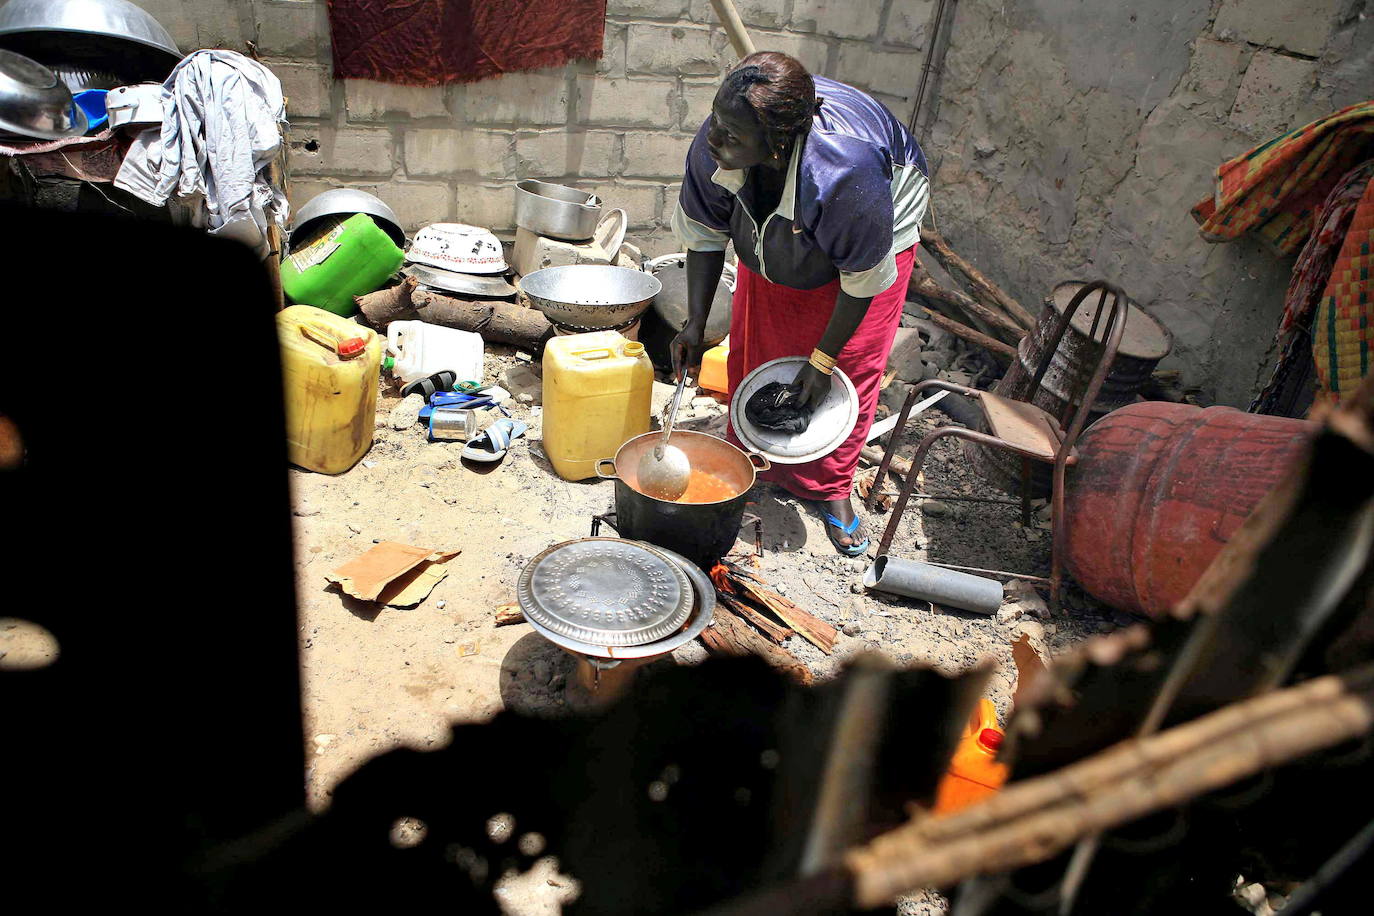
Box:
[671, 52, 930, 557]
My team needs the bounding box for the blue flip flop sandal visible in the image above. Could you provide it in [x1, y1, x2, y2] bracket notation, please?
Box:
[824, 513, 870, 557]
[462, 418, 527, 463]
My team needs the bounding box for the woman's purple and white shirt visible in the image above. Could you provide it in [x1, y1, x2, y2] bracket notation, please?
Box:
[673, 75, 929, 298]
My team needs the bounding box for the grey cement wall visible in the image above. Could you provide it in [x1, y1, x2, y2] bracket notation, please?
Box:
[926, 0, 1374, 407]
[129, 0, 935, 258]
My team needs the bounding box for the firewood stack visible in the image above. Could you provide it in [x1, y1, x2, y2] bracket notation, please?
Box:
[700, 562, 838, 684]
[909, 228, 1037, 365]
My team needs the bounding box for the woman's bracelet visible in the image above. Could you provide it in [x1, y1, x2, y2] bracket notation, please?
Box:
[809, 348, 837, 375]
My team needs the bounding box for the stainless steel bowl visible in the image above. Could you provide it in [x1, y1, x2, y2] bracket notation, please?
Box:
[521, 264, 662, 329]
[0, 0, 182, 83]
[515, 179, 602, 241]
[0, 49, 86, 139]
[289, 188, 406, 251]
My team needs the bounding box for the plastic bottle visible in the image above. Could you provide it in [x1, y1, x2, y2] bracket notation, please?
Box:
[933, 698, 1010, 814]
[277, 305, 381, 474]
[280, 213, 404, 316]
[385, 320, 484, 386]
[542, 331, 653, 481]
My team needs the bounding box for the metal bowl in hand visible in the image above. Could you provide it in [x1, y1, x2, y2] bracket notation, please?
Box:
[522, 264, 662, 330]
[730, 356, 859, 464]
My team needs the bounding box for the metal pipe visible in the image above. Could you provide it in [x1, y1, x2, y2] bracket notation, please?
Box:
[904, 492, 1024, 507]
[908, 0, 956, 141]
[863, 556, 1003, 615]
[922, 563, 1051, 584]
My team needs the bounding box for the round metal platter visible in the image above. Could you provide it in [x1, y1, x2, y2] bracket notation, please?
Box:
[519, 543, 716, 660]
[729, 356, 859, 464]
[517, 538, 694, 647]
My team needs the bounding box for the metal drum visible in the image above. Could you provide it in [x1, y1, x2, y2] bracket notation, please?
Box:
[1062, 402, 1317, 617]
[964, 280, 1173, 496]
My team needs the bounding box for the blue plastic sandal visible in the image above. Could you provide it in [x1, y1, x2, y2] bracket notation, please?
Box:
[824, 513, 870, 557]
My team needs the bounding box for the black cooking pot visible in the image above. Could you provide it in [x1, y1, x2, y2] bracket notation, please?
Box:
[597, 430, 769, 569]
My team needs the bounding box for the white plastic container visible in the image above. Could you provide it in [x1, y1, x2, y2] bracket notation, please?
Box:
[385, 320, 484, 385]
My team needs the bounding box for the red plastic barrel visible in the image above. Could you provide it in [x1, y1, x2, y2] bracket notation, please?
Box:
[1063, 402, 1317, 617]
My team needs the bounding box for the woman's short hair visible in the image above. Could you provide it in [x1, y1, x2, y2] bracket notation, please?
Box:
[719, 51, 817, 153]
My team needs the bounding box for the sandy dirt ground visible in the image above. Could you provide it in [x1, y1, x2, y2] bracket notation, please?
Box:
[284, 343, 1132, 914]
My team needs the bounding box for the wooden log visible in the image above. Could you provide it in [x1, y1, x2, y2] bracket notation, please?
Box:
[719, 593, 795, 644]
[355, 277, 419, 327]
[846, 665, 1374, 906]
[724, 563, 838, 654]
[923, 310, 1017, 362]
[911, 267, 1025, 342]
[861, 445, 912, 477]
[922, 228, 1037, 331]
[412, 288, 555, 354]
[699, 605, 813, 685]
[264, 139, 288, 311]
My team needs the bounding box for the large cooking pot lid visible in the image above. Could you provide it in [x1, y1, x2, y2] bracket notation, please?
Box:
[1049, 281, 1172, 361]
[730, 356, 859, 464]
[517, 538, 694, 647]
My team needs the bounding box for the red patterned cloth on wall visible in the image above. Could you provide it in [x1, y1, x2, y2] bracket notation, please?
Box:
[327, 0, 606, 87]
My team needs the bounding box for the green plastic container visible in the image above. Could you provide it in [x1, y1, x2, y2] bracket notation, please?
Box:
[280, 213, 405, 316]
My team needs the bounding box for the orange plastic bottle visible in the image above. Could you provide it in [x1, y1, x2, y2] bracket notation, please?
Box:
[933, 698, 1009, 814]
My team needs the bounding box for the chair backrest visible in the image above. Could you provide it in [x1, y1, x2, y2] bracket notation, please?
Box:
[1025, 280, 1129, 444]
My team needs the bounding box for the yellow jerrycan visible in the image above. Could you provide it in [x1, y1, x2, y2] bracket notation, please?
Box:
[277, 305, 382, 474]
[542, 331, 653, 481]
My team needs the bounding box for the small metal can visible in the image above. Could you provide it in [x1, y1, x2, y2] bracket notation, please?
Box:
[428, 407, 479, 442]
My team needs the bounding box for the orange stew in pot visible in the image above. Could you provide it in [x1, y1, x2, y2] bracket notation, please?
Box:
[675, 470, 736, 504]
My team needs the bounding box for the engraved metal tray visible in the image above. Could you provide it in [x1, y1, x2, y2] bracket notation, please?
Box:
[517, 538, 694, 647]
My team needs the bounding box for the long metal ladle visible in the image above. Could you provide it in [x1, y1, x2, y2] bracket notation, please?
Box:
[637, 371, 692, 501]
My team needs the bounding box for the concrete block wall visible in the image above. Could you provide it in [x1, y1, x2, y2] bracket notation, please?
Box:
[130, 0, 935, 256]
[925, 0, 1373, 407]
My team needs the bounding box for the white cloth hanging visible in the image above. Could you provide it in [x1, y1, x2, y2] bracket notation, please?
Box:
[115, 50, 288, 255]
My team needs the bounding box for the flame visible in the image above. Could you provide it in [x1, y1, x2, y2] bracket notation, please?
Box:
[709, 563, 734, 595]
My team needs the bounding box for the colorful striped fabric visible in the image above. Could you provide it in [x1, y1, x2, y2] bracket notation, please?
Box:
[1314, 176, 1374, 403]
[1191, 100, 1374, 256]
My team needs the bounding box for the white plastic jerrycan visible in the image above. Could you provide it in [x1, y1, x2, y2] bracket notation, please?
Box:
[385, 320, 484, 385]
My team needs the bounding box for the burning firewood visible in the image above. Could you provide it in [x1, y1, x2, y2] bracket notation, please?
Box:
[713, 562, 838, 655]
[718, 593, 794, 644]
[699, 604, 813, 685]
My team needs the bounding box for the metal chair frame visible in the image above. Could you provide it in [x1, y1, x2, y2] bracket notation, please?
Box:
[865, 280, 1129, 607]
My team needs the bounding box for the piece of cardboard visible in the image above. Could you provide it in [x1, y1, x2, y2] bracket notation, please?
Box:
[326, 541, 460, 607]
